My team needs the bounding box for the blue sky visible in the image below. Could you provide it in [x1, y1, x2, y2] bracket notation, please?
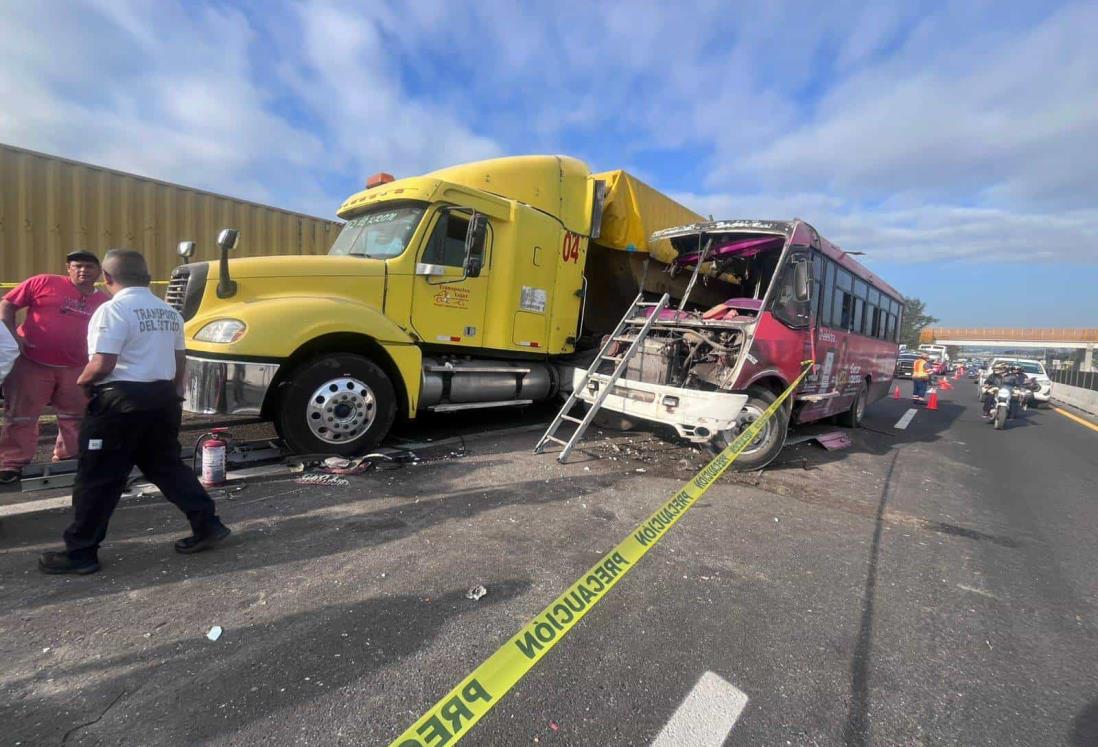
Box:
[2, 0, 1096, 326]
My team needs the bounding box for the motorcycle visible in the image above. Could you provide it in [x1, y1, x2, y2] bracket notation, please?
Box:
[983, 383, 1029, 430]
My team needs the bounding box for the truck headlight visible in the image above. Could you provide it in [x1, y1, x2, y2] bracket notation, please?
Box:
[195, 319, 247, 343]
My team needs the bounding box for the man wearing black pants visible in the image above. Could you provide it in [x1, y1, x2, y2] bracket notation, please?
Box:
[39, 249, 231, 575]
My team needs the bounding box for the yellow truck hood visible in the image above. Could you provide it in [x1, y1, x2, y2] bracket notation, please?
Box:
[214, 254, 385, 279]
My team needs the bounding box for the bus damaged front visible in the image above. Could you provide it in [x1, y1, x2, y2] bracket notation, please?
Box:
[574, 220, 813, 445]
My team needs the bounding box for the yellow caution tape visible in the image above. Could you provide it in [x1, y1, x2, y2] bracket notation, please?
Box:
[387, 362, 814, 746]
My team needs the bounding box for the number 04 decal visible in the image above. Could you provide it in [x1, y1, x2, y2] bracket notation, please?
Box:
[561, 232, 581, 263]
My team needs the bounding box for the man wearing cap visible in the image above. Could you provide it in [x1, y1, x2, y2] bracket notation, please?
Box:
[39, 249, 231, 575]
[0, 251, 109, 483]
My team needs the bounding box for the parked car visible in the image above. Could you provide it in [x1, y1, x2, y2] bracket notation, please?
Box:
[978, 357, 1052, 405]
[894, 352, 920, 378]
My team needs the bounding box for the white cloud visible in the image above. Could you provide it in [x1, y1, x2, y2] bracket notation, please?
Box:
[0, 0, 502, 217]
[0, 0, 1093, 269]
[736, 3, 1098, 212]
[282, 0, 502, 181]
[0, 1, 332, 210]
[674, 189, 1098, 265]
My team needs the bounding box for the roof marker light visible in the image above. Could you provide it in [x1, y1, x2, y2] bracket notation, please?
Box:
[367, 172, 395, 189]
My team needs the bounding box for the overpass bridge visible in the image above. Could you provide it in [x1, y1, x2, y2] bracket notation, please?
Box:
[919, 328, 1098, 369]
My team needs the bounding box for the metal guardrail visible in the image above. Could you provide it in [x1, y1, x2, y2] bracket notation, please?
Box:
[1051, 369, 1098, 392]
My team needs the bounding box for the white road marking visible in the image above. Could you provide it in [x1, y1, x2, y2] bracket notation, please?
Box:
[957, 584, 998, 599]
[0, 495, 72, 518]
[0, 466, 270, 518]
[894, 408, 918, 430]
[651, 671, 748, 747]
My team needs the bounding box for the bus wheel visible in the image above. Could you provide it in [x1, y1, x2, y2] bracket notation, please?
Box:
[711, 386, 788, 471]
[840, 383, 867, 428]
[277, 353, 396, 456]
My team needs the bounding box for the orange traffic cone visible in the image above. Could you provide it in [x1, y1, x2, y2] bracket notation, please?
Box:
[892, 385, 901, 400]
[927, 389, 939, 410]
[940, 378, 952, 391]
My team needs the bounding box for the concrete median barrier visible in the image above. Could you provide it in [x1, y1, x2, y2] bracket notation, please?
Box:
[1051, 382, 1098, 416]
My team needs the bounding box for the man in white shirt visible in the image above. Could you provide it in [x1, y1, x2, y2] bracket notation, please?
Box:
[0, 323, 17, 385]
[39, 250, 231, 575]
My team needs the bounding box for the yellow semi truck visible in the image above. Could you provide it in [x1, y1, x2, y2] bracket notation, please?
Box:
[173, 155, 725, 454]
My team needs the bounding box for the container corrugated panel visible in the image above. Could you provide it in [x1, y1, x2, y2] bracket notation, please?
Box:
[0, 143, 343, 287]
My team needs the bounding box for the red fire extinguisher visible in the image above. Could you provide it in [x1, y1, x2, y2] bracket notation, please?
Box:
[197, 428, 229, 487]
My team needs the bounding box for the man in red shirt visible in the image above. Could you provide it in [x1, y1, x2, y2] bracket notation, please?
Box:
[0, 251, 110, 483]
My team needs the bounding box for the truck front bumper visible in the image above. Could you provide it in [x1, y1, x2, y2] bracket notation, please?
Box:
[574, 371, 748, 443]
[183, 355, 280, 416]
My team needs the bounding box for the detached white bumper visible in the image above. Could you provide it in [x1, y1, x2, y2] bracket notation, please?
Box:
[574, 370, 748, 443]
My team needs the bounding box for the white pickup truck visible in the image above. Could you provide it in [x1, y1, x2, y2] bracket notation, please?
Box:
[978, 358, 1053, 406]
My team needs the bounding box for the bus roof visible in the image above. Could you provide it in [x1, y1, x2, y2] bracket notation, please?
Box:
[651, 218, 904, 303]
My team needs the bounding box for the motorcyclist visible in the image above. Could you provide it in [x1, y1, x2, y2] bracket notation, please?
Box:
[982, 363, 1037, 417]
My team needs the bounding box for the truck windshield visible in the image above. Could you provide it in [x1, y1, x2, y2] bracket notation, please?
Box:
[329, 205, 425, 259]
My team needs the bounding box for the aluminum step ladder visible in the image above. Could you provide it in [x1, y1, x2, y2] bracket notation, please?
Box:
[534, 292, 671, 463]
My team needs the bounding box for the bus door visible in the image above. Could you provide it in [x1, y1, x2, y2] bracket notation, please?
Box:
[808, 251, 851, 417]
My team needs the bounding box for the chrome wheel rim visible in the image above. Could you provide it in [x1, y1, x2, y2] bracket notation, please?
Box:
[732, 402, 773, 455]
[855, 391, 866, 422]
[306, 376, 376, 444]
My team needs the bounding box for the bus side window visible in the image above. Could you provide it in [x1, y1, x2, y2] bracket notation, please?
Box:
[820, 259, 835, 327]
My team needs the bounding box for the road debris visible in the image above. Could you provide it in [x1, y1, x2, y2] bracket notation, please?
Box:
[466, 585, 488, 601]
[785, 431, 854, 450]
[207, 625, 223, 642]
[321, 456, 373, 475]
[295, 473, 350, 487]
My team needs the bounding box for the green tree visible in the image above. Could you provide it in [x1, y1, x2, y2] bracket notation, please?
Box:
[900, 297, 939, 347]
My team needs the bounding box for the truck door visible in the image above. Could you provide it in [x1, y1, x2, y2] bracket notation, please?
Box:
[410, 209, 490, 348]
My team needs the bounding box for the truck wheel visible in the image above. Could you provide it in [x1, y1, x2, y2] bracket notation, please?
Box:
[839, 383, 867, 428]
[710, 386, 788, 471]
[277, 354, 396, 456]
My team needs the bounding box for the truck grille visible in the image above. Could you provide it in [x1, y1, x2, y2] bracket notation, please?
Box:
[165, 269, 189, 312]
[165, 263, 207, 320]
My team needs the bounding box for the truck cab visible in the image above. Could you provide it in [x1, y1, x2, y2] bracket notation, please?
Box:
[170, 155, 709, 455]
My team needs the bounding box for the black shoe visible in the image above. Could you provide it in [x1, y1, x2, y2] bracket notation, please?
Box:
[39, 551, 100, 575]
[0, 470, 21, 485]
[175, 521, 231, 554]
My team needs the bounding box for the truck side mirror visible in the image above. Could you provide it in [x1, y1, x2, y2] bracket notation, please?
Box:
[216, 228, 240, 298]
[463, 213, 488, 278]
[217, 229, 240, 252]
[177, 240, 196, 260]
[794, 259, 810, 301]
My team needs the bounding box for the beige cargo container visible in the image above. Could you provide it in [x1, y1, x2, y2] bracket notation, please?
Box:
[0, 143, 342, 289]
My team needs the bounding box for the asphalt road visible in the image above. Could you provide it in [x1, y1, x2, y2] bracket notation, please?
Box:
[1, 379, 1096, 746]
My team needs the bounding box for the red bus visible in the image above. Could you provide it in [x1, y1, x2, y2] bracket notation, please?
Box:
[577, 218, 904, 469]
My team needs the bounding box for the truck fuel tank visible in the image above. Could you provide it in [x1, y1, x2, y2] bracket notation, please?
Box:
[418, 357, 556, 411]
